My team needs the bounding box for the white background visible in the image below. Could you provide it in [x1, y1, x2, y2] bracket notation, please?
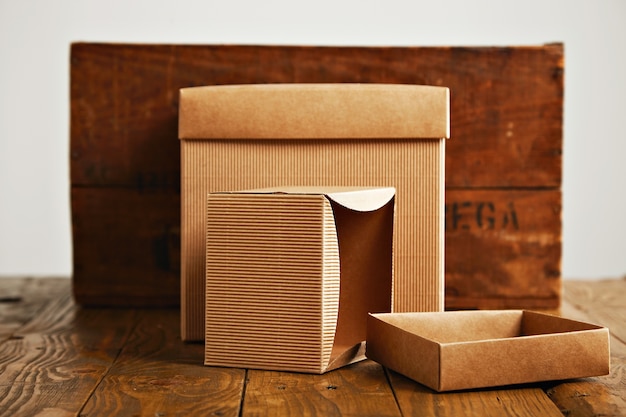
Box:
[0, 0, 625, 280]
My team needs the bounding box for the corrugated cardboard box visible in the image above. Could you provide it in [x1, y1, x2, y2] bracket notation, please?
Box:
[179, 83, 450, 341]
[205, 187, 395, 373]
[366, 310, 610, 392]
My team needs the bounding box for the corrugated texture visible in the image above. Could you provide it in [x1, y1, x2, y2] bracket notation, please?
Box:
[180, 143, 205, 341]
[321, 197, 341, 370]
[204, 194, 339, 373]
[181, 138, 444, 340]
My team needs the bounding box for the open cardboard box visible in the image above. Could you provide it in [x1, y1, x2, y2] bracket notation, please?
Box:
[179, 83, 449, 341]
[366, 310, 610, 392]
[205, 187, 395, 373]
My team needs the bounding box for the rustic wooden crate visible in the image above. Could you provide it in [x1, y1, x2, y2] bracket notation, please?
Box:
[70, 43, 562, 308]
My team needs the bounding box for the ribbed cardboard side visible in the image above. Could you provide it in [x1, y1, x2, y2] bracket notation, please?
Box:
[181, 139, 444, 341]
[205, 194, 338, 373]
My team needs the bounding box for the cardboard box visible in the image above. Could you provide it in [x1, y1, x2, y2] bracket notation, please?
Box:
[205, 187, 395, 373]
[366, 310, 610, 392]
[180, 83, 449, 341]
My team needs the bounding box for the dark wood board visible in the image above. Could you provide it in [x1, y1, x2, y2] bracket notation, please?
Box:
[71, 187, 180, 306]
[70, 43, 563, 308]
[445, 189, 561, 309]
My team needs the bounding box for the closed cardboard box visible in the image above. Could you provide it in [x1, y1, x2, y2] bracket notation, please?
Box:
[366, 310, 610, 392]
[179, 83, 450, 341]
[205, 187, 394, 373]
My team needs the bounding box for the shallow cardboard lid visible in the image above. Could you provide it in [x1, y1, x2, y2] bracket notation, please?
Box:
[366, 310, 610, 391]
[179, 83, 450, 140]
[215, 186, 396, 212]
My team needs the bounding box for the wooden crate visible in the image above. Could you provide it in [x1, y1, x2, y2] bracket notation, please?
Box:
[70, 43, 562, 308]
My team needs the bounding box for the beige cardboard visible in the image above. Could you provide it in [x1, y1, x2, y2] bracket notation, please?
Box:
[205, 187, 395, 373]
[366, 310, 610, 392]
[179, 83, 450, 341]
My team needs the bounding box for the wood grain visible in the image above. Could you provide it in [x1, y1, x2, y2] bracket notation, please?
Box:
[71, 187, 180, 306]
[0, 278, 624, 416]
[81, 309, 245, 417]
[0, 278, 68, 341]
[0, 278, 137, 416]
[70, 43, 563, 309]
[242, 360, 400, 417]
[70, 43, 563, 188]
[388, 371, 563, 417]
[445, 189, 561, 309]
[545, 279, 626, 417]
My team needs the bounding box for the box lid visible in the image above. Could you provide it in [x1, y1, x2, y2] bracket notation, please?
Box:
[179, 83, 450, 140]
[366, 310, 610, 391]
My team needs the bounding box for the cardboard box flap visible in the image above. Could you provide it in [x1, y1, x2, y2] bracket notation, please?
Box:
[179, 83, 450, 140]
[326, 189, 394, 368]
[222, 186, 396, 212]
[520, 310, 605, 336]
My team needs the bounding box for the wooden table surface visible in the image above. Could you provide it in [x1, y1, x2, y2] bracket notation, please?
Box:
[0, 278, 624, 417]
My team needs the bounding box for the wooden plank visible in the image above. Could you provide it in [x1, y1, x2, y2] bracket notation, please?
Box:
[70, 43, 563, 308]
[545, 279, 626, 417]
[445, 189, 561, 309]
[0, 279, 137, 416]
[70, 43, 562, 189]
[2, 278, 622, 416]
[561, 279, 626, 343]
[71, 187, 179, 306]
[81, 309, 245, 417]
[71, 187, 562, 309]
[0, 278, 69, 341]
[387, 369, 563, 417]
[242, 360, 400, 417]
